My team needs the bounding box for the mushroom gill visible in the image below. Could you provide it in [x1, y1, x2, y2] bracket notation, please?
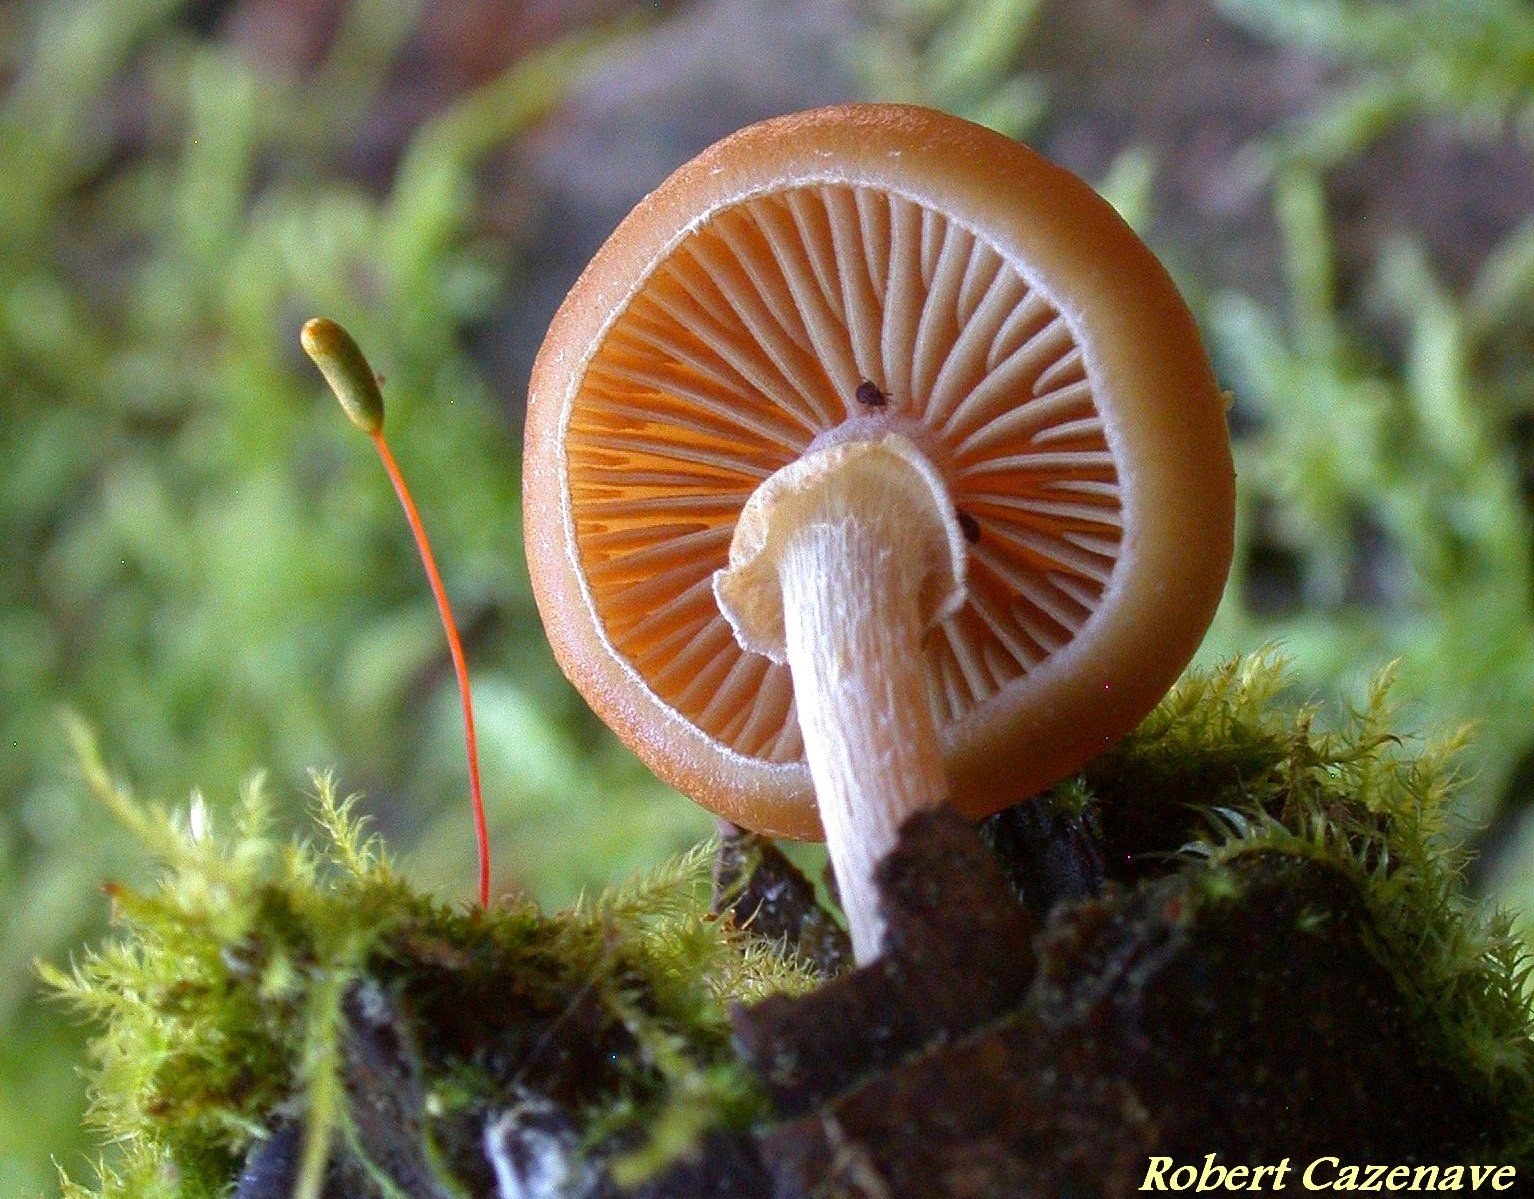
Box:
[565, 182, 1123, 763]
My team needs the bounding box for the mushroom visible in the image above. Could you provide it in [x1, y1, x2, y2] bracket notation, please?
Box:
[523, 105, 1234, 962]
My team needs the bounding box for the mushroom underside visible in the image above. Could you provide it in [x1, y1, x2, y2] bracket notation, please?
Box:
[564, 181, 1125, 765]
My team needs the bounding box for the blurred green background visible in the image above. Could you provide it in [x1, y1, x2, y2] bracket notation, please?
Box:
[3, 0, 1532, 1190]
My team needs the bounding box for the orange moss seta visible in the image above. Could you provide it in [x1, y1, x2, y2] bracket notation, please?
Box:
[371, 429, 491, 908]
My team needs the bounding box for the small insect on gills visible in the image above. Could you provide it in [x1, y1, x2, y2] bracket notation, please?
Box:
[855, 380, 889, 408]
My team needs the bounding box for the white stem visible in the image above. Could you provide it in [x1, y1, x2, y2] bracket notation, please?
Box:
[778, 517, 948, 961]
[713, 433, 968, 963]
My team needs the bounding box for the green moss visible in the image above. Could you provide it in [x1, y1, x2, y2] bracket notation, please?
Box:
[1190, 0, 1534, 949]
[0, 12, 700, 1182]
[51, 654, 1534, 1195]
[1214, 0, 1534, 140]
[1069, 651, 1534, 1152]
[854, 0, 1047, 138]
[46, 717, 815, 1199]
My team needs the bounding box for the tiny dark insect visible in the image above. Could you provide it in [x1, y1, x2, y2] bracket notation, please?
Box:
[957, 510, 981, 544]
[855, 380, 888, 408]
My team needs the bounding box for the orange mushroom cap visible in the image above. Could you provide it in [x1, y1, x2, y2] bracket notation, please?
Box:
[524, 104, 1234, 841]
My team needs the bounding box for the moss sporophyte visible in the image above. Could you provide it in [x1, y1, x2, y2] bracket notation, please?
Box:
[301, 317, 491, 909]
[49, 107, 1534, 1198]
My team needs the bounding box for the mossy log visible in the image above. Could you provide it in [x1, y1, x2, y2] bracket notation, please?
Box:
[738, 812, 1509, 1197]
[234, 810, 1519, 1199]
[52, 661, 1534, 1199]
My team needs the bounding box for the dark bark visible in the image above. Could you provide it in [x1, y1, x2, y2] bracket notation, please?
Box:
[238, 806, 1525, 1199]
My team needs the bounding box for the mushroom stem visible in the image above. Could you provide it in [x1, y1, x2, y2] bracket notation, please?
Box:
[714, 434, 968, 962]
[780, 519, 948, 959]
